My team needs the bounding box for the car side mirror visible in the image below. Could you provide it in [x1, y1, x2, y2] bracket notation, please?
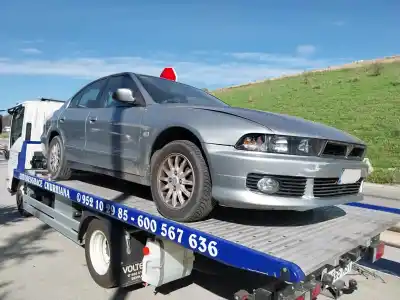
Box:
[112, 88, 136, 103]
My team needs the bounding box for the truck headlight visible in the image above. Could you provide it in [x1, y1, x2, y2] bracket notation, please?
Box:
[235, 134, 325, 156]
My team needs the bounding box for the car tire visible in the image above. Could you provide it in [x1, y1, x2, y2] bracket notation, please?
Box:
[84, 219, 121, 288]
[150, 140, 215, 222]
[47, 135, 72, 180]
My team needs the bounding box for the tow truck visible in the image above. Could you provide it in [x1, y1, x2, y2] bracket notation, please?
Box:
[4, 78, 400, 300]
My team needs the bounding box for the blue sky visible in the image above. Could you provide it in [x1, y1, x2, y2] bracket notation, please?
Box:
[0, 0, 399, 110]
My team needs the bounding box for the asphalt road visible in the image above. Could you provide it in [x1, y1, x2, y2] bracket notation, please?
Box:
[1, 159, 400, 300]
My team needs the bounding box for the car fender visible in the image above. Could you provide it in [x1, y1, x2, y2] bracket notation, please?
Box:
[140, 106, 271, 168]
[46, 126, 65, 146]
[141, 122, 205, 166]
[143, 105, 271, 145]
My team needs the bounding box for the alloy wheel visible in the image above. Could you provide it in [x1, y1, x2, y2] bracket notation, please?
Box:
[156, 153, 195, 209]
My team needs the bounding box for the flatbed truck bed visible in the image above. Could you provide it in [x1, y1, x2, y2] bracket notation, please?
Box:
[36, 171, 400, 278]
[13, 167, 400, 299]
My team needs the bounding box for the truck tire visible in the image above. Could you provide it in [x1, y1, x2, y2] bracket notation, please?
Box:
[150, 140, 215, 222]
[47, 135, 72, 180]
[84, 219, 121, 288]
[16, 182, 31, 218]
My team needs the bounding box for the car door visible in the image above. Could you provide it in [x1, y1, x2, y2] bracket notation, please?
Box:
[85, 74, 146, 175]
[58, 77, 108, 164]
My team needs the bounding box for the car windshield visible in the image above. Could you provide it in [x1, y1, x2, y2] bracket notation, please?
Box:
[136, 74, 230, 107]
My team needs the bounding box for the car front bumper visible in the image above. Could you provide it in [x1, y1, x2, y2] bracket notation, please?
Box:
[204, 143, 368, 211]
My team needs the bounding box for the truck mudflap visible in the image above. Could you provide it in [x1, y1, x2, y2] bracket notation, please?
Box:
[119, 230, 147, 287]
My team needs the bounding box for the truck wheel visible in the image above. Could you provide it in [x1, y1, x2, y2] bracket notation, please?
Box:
[48, 135, 72, 180]
[16, 182, 31, 218]
[150, 140, 215, 222]
[84, 219, 120, 288]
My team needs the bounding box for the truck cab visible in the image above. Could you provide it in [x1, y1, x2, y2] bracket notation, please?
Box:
[6, 98, 65, 193]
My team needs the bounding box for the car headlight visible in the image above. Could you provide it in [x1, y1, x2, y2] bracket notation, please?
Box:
[235, 134, 325, 156]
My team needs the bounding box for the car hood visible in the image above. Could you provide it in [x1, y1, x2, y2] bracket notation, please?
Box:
[190, 106, 364, 144]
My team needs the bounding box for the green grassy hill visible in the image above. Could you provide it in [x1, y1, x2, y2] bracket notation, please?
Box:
[213, 58, 400, 183]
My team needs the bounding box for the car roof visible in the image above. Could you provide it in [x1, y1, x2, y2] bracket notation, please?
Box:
[98, 71, 177, 82]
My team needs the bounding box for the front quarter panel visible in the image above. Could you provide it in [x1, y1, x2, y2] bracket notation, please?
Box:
[143, 105, 272, 145]
[138, 105, 272, 168]
[41, 107, 65, 157]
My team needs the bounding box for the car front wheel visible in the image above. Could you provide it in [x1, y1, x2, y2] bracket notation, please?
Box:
[48, 135, 72, 180]
[150, 140, 215, 222]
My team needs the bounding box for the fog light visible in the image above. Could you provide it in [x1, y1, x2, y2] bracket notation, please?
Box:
[257, 177, 279, 194]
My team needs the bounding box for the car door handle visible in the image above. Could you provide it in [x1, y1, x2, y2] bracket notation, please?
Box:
[59, 117, 65, 123]
[89, 117, 97, 123]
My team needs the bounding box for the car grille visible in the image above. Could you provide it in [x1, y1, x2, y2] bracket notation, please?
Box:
[246, 173, 363, 198]
[320, 141, 365, 160]
[313, 177, 363, 197]
[246, 173, 307, 197]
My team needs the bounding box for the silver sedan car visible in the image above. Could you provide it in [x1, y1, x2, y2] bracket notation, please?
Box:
[41, 69, 369, 222]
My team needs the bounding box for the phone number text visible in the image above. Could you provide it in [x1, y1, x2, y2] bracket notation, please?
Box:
[76, 192, 219, 258]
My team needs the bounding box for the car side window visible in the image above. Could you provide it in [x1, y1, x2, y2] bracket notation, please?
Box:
[68, 91, 83, 108]
[74, 78, 107, 108]
[102, 75, 144, 108]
